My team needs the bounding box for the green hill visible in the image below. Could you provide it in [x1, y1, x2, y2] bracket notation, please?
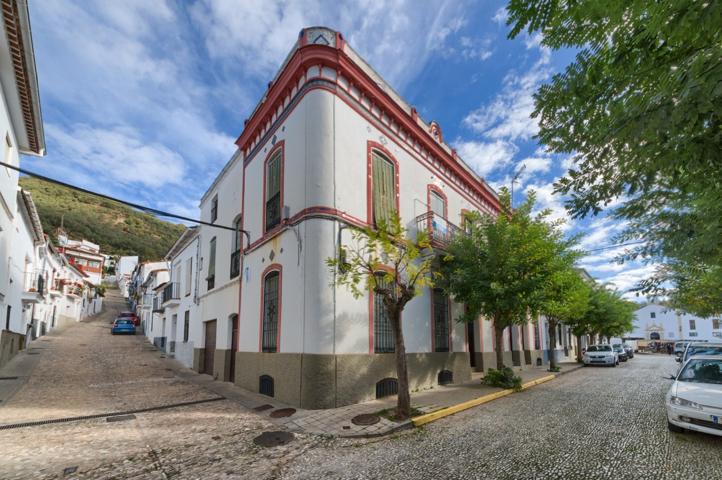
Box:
[19, 176, 186, 261]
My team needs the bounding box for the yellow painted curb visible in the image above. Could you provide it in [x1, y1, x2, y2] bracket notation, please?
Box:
[411, 373, 557, 427]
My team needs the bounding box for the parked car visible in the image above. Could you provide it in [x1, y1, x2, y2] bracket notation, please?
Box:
[666, 356, 722, 437]
[118, 311, 139, 326]
[612, 344, 628, 362]
[678, 342, 722, 364]
[623, 343, 634, 359]
[111, 318, 136, 335]
[583, 344, 619, 367]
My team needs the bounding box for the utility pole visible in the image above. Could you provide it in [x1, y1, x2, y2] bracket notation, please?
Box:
[510, 164, 526, 209]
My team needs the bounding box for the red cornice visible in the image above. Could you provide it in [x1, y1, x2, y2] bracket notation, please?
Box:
[235, 39, 500, 213]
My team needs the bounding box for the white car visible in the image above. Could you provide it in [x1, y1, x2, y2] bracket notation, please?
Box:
[583, 344, 619, 367]
[666, 355, 722, 437]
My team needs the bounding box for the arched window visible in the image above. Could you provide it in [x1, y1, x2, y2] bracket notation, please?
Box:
[261, 269, 281, 352]
[371, 150, 397, 226]
[259, 375, 274, 397]
[373, 272, 394, 353]
[375, 378, 398, 399]
[264, 146, 283, 232]
[650, 332, 660, 340]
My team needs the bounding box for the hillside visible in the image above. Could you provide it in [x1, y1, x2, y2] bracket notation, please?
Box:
[19, 177, 186, 261]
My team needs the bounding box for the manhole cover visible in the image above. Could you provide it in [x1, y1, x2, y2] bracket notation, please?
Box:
[106, 414, 136, 423]
[253, 431, 294, 447]
[269, 408, 296, 418]
[253, 404, 274, 412]
[351, 414, 380, 426]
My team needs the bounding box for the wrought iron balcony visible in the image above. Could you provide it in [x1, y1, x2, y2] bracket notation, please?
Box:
[162, 282, 180, 305]
[230, 250, 241, 279]
[152, 294, 164, 312]
[415, 211, 461, 248]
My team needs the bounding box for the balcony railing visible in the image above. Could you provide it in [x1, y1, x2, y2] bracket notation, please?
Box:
[230, 250, 241, 279]
[153, 295, 164, 312]
[415, 211, 461, 247]
[162, 282, 180, 304]
[23, 270, 46, 296]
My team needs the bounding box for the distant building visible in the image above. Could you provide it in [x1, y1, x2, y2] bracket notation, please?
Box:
[116, 256, 138, 298]
[57, 238, 105, 286]
[630, 304, 721, 342]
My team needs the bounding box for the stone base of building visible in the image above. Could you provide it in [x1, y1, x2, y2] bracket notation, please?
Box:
[192, 347, 205, 373]
[214, 348, 232, 382]
[0, 330, 25, 370]
[233, 351, 472, 409]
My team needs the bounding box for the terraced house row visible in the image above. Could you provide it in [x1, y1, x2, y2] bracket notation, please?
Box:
[135, 27, 580, 409]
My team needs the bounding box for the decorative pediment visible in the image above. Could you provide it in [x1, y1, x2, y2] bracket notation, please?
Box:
[429, 121, 443, 144]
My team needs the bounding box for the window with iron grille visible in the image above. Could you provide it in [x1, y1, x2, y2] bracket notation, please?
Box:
[375, 378, 398, 399]
[207, 237, 216, 290]
[230, 216, 242, 279]
[534, 322, 540, 350]
[262, 271, 280, 352]
[259, 375, 274, 397]
[374, 273, 394, 353]
[185, 258, 192, 296]
[371, 151, 396, 226]
[689, 319, 696, 330]
[713, 319, 721, 330]
[265, 150, 282, 232]
[433, 288, 449, 352]
[438, 370, 453, 385]
[183, 310, 190, 343]
[210, 195, 218, 223]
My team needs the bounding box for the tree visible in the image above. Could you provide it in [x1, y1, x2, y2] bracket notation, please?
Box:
[443, 188, 562, 370]
[504, 1, 722, 296]
[326, 215, 438, 420]
[540, 266, 590, 371]
[582, 285, 635, 345]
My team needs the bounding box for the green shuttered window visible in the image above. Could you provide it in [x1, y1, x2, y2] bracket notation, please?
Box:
[372, 151, 396, 225]
[265, 151, 282, 232]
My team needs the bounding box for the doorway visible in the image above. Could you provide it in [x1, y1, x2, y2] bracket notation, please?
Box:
[203, 320, 217, 376]
[467, 321, 476, 368]
[229, 314, 239, 383]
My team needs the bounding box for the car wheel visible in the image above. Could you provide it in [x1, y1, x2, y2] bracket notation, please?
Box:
[668, 421, 685, 433]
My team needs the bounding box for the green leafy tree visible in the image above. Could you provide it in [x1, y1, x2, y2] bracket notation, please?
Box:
[540, 266, 590, 371]
[443, 188, 562, 370]
[579, 286, 635, 346]
[326, 215, 438, 420]
[504, 1, 722, 297]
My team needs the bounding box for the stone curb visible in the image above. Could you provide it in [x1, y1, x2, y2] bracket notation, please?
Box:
[410, 368, 580, 428]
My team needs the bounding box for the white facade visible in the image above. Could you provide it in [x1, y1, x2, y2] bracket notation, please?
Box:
[116, 255, 138, 298]
[631, 304, 721, 342]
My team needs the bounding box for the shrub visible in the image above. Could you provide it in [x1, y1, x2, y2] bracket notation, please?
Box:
[482, 367, 522, 391]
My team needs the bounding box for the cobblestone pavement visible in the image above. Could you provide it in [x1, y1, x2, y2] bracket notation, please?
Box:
[278, 355, 722, 480]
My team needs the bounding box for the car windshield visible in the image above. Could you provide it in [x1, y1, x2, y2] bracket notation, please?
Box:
[687, 346, 722, 359]
[119, 312, 133, 317]
[115, 319, 133, 325]
[678, 359, 722, 384]
[587, 345, 611, 352]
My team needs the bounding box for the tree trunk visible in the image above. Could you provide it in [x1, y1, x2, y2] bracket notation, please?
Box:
[547, 319, 558, 371]
[576, 334, 584, 363]
[494, 319, 505, 370]
[390, 308, 411, 420]
[589, 333, 596, 345]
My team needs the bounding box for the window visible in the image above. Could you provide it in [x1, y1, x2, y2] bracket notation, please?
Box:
[433, 288, 450, 352]
[650, 312, 656, 319]
[713, 319, 721, 330]
[259, 375, 274, 397]
[230, 215, 242, 279]
[183, 310, 190, 342]
[185, 258, 192, 296]
[375, 378, 398, 398]
[371, 151, 396, 226]
[232, 215, 242, 252]
[373, 272, 394, 353]
[689, 319, 696, 330]
[207, 237, 216, 290]
[262, 270, 280, 352]
[430, 190, 446, 218]
[438, 370, 453, 385]
[210, 195, 218, 223]
[265, 149, 282, 232]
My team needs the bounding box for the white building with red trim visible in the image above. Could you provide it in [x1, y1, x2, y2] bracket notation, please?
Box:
[57, 238, 105, 286]
[158, 27, 572, 409]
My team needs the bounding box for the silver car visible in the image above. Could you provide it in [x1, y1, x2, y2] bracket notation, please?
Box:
[583, 344, 619, 367]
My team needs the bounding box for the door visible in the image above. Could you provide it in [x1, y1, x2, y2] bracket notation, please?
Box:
[229, 315, 239, 383]
[203, 320, 216, 375]
[467, 321, 476, 368]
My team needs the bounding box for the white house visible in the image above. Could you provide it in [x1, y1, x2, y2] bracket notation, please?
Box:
[116, 255, 138, 298]
[0, 0, 45, 367]
[630, 303, 721, 342]
[180, 26, 581, 410]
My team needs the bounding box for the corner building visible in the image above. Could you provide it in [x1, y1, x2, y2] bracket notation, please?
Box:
[196, 27, 545, 408]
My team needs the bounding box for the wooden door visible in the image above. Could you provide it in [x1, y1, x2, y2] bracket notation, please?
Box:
[203, 320, 216, 375]
[229, 315, 239, 383]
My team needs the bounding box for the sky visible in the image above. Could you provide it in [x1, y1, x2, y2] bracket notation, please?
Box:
[22, 0, 653, 300]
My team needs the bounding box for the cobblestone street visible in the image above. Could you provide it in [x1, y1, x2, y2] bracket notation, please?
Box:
[1, 292, 720, 479]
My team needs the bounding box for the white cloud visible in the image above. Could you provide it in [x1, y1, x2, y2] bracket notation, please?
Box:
[524, 179, 571, 229]
[492, 7, 508, 25]
[458, 36, 494, 61]
[463, 54, 551, 141]
[453, 139, 518, 177]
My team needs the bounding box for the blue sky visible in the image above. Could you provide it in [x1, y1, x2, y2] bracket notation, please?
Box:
[22, 0, 653, 299]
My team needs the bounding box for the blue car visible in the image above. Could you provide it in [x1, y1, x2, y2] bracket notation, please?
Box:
[111, 318, 136, 335]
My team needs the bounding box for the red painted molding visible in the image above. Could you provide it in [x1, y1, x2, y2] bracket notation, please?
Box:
[233, 41, 500, 212]
[258, 263, 283, 353]
[366, 141, 401, 226]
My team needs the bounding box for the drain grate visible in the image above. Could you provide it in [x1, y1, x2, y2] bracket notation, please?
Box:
[253, 404, 274, 412]
[253, 431, 294, 447]
[269, 408, 296, 418]
[27, 352, 40, 355]
[0, 376, 19, 380]
[0, 396, 225, 430]
[351, 414, 381, 426]
[63, 466, 78, 476]
[106, 414, 136, 423]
